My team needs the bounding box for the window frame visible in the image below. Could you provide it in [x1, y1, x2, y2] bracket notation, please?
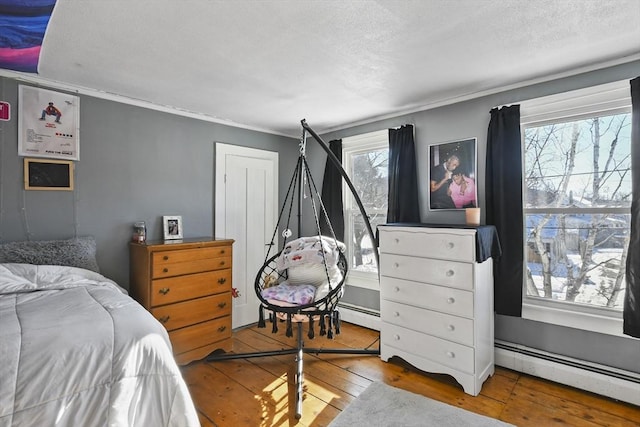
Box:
[342, 129, 389, 290]
[519, 80, 632, 337]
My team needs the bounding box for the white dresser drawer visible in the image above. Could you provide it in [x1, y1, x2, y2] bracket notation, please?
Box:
[379, 228, 475, 262]
[381, 254, 473, 290]
[381, 299, 474, 346]
[381, 322, 475, 374]
[380, 276, 474, 318]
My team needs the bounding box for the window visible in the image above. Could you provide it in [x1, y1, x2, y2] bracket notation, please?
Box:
[521, 81, 632, 336]
[343, 130, 389, 289]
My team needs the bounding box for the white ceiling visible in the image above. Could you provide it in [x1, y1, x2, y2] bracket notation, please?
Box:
[24, 0, 640, 136]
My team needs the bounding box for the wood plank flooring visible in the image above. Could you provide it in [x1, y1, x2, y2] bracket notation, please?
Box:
[180, 322, 640, 426]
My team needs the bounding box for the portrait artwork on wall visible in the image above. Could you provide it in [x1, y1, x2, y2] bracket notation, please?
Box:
[18, 85, 80, 161]
[428, 138, 478, 210]
[163, 215, 183, 240]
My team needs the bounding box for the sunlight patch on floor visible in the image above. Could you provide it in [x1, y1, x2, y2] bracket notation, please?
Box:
[256, 376, 339, 426]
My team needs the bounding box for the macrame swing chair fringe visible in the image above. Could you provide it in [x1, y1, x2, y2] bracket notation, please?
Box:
[206, 119, 380, 420]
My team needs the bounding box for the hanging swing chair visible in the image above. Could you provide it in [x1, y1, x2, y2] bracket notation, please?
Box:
[207, 119, 379, 419]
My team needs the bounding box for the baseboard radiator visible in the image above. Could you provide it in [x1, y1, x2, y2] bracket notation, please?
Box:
[495, 340, 640, 406]
[337, 302, 381, 332]
[338, 304, 639, 406]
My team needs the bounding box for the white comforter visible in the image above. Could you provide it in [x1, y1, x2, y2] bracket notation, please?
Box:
[0, 264, 200, 427]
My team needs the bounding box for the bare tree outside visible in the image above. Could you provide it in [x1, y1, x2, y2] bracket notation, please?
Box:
[348, 148, 388, 272]
[523, 112, 632, 310]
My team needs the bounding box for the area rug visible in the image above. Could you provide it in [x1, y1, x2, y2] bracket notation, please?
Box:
[329, 382, 514, 427]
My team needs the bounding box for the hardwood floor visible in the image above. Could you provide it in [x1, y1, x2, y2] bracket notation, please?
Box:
[181, 322, 640, 426]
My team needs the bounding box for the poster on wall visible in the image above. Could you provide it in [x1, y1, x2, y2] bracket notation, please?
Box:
[428, 137, 477, 210]
[18, 85, 80, 160]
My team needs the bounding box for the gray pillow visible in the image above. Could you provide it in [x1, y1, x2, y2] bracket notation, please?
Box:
[0, 236, 100, 272]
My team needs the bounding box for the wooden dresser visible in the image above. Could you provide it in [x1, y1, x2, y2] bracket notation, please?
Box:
[378, 225, 495, 396]
[129, 237, 234, 365]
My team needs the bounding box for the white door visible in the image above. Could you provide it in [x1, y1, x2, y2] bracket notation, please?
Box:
[215, 143, 278, 328]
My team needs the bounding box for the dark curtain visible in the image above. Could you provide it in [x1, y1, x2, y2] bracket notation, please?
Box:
[624, 77, 640, 338]
[387, 125, 420, 223]
[320, 139, 344, 241]
[486, 105, 523, 317]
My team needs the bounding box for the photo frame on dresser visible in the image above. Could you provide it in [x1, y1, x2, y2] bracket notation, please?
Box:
[163, 215, 183, 240]
[428, 138, 477, 211]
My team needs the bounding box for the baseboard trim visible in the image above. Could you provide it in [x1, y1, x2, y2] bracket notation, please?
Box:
[495, 340, 640, 406]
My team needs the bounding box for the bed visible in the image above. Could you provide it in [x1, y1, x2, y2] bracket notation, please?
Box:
[0, 237, 200, 426]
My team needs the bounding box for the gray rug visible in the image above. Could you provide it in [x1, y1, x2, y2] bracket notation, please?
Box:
[329, 382, 514, 427]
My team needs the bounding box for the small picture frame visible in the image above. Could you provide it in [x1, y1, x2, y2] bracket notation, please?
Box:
[24, 158, 74, 191]
[163, 215, 183, 240]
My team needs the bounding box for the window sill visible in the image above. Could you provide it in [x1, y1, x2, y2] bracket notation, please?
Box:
[522, 301, 624, 338]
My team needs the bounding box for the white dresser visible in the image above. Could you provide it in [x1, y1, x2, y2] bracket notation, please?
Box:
[378, 225, 495, 396]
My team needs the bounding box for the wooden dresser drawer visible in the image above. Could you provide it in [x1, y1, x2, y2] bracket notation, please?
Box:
[380, 299, 474, 346]
[380, 276, 474, 317]
[151, 293, 231, 331]
[379, 229, 475, 262]
[169, 317, 231, 356]
[381, 322, 474, 374]
[152, 255, 231, 278]
[381, 253, 473, 290]
[150, 270, 231, 306]
[153, 246, 231, 265]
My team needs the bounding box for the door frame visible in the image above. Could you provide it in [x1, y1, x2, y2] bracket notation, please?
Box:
[215, 143, 279, 327]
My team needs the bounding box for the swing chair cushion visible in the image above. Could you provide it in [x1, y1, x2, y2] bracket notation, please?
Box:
[260, 282, 317, 305]
[258, 236, 345, 307]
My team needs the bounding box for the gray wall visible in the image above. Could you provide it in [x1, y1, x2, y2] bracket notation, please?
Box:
[0, 77, 298, 288]
[312, 60, 640, 374]
[2, 61, 638, 374]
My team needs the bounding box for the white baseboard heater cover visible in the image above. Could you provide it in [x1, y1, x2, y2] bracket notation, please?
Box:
[495, 340, 640, 406]
[338, 302, 381, 331]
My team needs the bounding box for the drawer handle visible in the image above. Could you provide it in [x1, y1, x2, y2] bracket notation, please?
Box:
[218, 325, 227, 332]
[163, 268, 169, 273]
[393, 262, 399, 268]
[159, 287, 170, 295]
[394, 238, 399, 243]
[445, 269, 454, 277]
[163, 255, 169, 261]
[447, 242, 454, 249]
[219, 261, 226, 266]
[393, 311, 399, 317]
[218, 302, 227, 308]
[218, 278, 227, 284]
[393, 286, 400, 292]
[447, 324, 455, 332]
[159, 315, 170, 324]
[220, 249, 225, 254]
[447, 297, 455, 304]
[393, 334, 400, 341]
[446, 351, 456, 359]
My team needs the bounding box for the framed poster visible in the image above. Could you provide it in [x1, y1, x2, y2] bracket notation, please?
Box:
[18, 86, 80, 160]
[428, 138, 477, 210]
[24, 158, 74, 191]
